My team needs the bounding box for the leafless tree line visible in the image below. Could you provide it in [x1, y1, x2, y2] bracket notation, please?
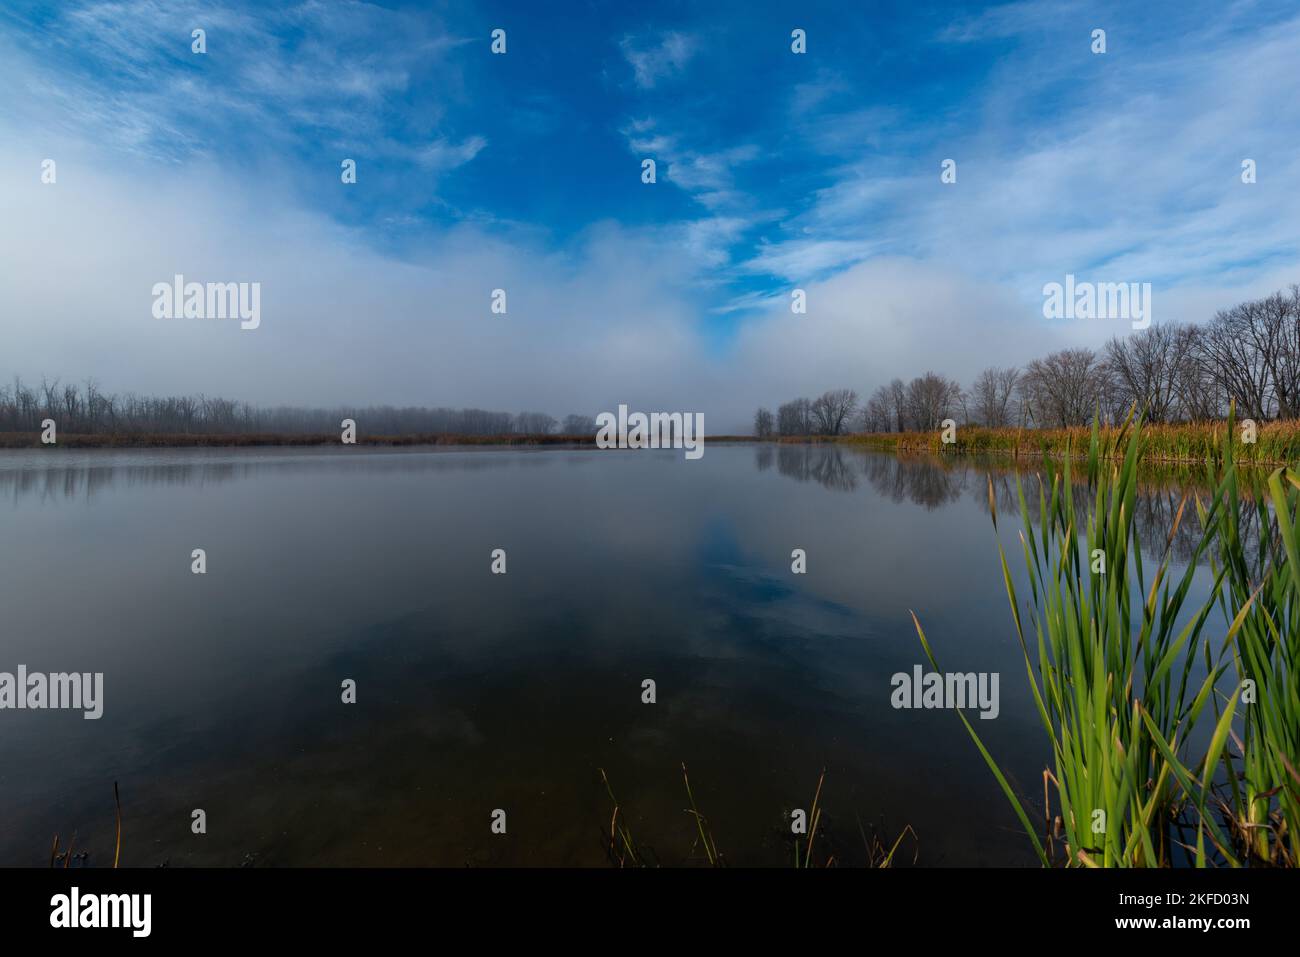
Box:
[757, 389, 862, 437]
[755, 286, 1300, 434]
[0, 377, 598, 436]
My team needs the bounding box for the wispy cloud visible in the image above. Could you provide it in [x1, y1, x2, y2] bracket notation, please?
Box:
[414, 136, 488, 172]
[0, 0, 475, 168]
[743, 9, 1300, 303]
[939, 0, 1084, 43]
[619, 31, 698, 89]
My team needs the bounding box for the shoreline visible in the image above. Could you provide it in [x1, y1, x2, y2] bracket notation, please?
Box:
[0, 432, 759, 450]
[2, 422, 1298, 468]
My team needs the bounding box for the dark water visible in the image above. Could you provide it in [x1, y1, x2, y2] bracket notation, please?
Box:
[0, 444, 1217, 867]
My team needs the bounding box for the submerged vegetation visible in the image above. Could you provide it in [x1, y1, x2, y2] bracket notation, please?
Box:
[598, 766, 917, 868]
[599, 765, 725, 867]
[913, 409, 1299, 866]
[49, 782, 122, 869]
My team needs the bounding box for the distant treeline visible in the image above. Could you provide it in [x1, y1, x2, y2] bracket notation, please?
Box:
[0, 380, 600, 437]
[754, 285, 1300, 436]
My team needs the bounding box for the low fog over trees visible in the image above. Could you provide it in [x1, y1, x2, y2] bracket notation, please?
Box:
[0, 378, 604, 437]
[755, 286, 1300, 435]
[562, 414, 598, 435]
[513, 411, 557, 434]
[8, 288, 1300, 439]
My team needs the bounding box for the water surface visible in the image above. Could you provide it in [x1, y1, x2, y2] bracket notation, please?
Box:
[0, 444, 1217, 866]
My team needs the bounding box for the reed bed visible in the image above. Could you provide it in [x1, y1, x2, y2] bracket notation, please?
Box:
[1212, 456, 1300, 865]
[912, 409, 1299, 866]
[844, 419, 1300, 467]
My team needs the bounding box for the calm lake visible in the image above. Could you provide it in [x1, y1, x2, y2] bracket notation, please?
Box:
[0, 443, 1217, 866]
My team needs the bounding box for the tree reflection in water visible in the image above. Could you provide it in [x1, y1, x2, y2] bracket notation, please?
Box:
[757, 443, 1277, 569]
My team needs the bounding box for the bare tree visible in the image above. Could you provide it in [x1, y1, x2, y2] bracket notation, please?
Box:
[1172, 326, 1226, 421]
[1103, 324, 1200, 423]
[777, 397, 813, 436]
[969, 366, 1020, 427]
[1196, 288, 1300, 420]
[861, 387, 892, 432]
[1019, 348, 1111, 427]
[40, 378, 60, 422]
[810, 389, 858, 435]
[904, 372, 962, 432]
[1279, 285, 1300, 417]
[562, 414, 597, 435]
[753, 407, 775, 437]
[887, 378, 908, 432]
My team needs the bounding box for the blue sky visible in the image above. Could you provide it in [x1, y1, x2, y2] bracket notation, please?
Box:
[2, 1, 1299, 426]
